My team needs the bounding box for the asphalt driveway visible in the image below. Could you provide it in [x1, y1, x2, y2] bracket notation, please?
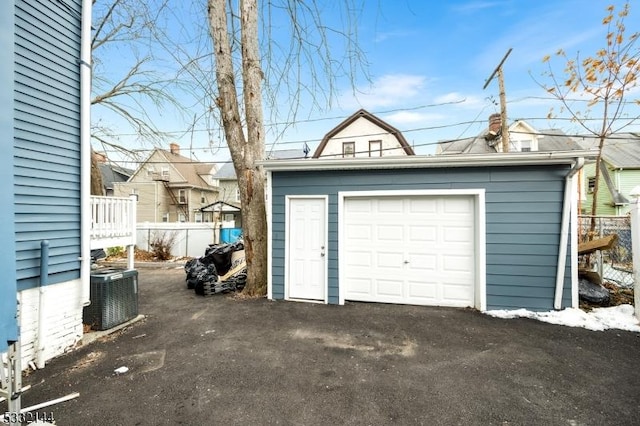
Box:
[10, 266, 640, 425]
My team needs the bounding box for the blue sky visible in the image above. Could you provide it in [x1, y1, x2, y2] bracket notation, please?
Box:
[93, 0, 640, 164]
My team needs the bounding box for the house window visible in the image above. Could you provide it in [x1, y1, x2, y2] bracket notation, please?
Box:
[178, 213, 186, 222]
[146, 167, 155, 177]
[161, 167, 170, 179]
[201, 191, 206, 204]
[369, 140, 382, 157]
[343, 142, 355, 158]
[178, 189, 187, 204]
[194, 212, 203, 223]
[235, 188, 241, 202]
[162, 212, 169, 222]
[520, 140, 532, 152]
[588, 177, 596, 193]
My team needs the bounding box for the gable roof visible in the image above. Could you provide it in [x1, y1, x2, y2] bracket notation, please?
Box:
[437, 121, 582, 154]
[575, 133, 640, 169]
[99, 163, 134, 189]
[130, 148, 217, 189]
[312, 109, 415, 158]
[200, 200, 242, 212]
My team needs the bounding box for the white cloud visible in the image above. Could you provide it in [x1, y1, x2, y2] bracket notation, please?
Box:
[385, 111, 446, 124]
[340, 74, 428, 109]
[433, 92, 485, 109]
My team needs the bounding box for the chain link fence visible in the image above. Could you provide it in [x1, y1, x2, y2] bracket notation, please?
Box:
[578, 215, 633, 288]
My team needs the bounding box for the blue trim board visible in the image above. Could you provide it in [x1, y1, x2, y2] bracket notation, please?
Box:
[0, 0, 19, 351]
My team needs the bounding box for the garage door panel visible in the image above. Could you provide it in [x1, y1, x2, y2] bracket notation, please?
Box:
[377, 279, 404, 298]
[443, 255, 474, 272]
[442, 284, 474, 306]
[408, 225, 436, 242]
[344, 195, 476, 307]
[444, 197, 473, 213]
[347, 278, 373, 295]
[378, 225, 403, 241]
[347, 251, 372, 267]
[407, 253, 436, 270]
[407, 280, 437, 300]
[377, 198, 404, 213]
[408, 198, 437, 213]
[442, 226, 473, 243]
[345, 223, 372, 240]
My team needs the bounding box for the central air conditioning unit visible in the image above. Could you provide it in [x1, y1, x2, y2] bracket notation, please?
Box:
[83, 268, 139, 331]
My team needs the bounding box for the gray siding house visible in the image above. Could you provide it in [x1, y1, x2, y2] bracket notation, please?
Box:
[262, 152, 588, 312]
[2, 0, 91, 366]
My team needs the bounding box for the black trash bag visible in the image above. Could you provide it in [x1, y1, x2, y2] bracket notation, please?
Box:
[202, 241, 244, 276]
[185, 258, 203, 289]
[196, 263, 218, 284]
[91, 249, 107, 262]
[195, 278, 237, 296]
[579, 278, 610, 305]
[185, 258, 218, 289]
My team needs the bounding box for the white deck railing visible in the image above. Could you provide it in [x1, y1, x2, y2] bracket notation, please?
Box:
[90, 195, 137, 251]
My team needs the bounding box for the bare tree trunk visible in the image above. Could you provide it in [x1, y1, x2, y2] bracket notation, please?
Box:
[90, 151, 104, 196]
[208, 0, 267, 296]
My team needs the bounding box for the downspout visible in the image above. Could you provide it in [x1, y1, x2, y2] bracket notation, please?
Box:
[79, 0, 92, 306]
[36, 240, 49, 369]
[554, 157, 585, 310]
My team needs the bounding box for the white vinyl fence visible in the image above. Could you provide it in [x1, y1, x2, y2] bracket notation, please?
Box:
[137, 223, 221, 258]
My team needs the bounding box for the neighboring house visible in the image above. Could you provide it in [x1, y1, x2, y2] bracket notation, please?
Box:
[312, 109, 415, 158]
[437, 115, 582, 154]
[208, 149, 306, 224]
[113, 143, 219, 222]
[577, 133, 640, 216]
[93, 151, 134, 196]
[2, 0, 92, 368]
[261, 151, 589, 312]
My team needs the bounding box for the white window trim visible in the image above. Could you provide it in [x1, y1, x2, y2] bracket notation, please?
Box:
[178, 189, 187, 204]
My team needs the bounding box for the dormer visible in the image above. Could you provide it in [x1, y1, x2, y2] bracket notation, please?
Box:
[509, 120, 541, 152]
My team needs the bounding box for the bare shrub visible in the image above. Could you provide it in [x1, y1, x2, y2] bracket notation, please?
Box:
[149, 231, 177, 260]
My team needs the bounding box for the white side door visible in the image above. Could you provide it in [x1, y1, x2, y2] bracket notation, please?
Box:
[287, 197, 327, 301]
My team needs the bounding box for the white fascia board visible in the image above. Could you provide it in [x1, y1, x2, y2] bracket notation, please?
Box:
[258, 151, 596, 172]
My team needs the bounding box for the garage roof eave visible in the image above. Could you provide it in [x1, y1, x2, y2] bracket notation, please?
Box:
[258, 150, 597, 172]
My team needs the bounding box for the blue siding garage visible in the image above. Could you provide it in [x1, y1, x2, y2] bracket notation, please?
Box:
[262, 153, 586, 312]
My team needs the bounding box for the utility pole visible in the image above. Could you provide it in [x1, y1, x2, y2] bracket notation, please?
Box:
[483, 48, 512, 153]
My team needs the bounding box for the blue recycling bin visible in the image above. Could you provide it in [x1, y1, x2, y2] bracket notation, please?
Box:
[220, 227, 242, 243]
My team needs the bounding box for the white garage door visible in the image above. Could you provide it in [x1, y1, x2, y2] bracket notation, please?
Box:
[343, 195, 476, 307]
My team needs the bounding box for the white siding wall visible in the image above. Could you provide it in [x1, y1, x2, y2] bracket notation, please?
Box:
[18, 279, 83, 367]
[319, 117, 408, 158]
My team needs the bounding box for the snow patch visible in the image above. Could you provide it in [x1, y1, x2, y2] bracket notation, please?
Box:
[485, 304, 640, 332]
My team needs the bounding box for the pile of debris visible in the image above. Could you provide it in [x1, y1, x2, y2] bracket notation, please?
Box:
[578, 233, 633, 307]
[184, 240, 247, 296]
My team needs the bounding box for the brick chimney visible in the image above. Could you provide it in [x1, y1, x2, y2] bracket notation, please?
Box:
[169, 143, 180, 155]
[485, 113, 501, 141]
